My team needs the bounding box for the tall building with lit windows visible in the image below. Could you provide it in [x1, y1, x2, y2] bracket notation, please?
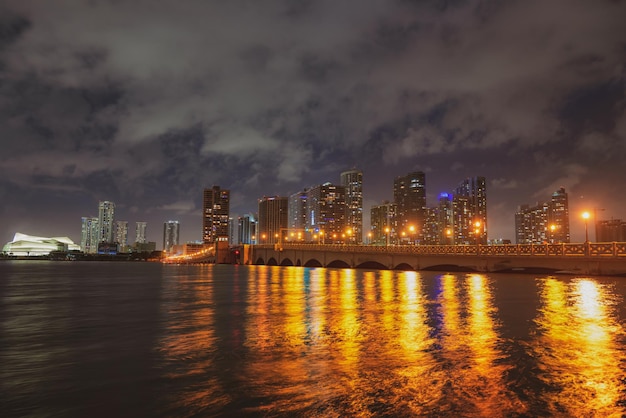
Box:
[97, 200, 115, 243]
[237, 214, 257, 244]
[81, 217, 99, 254]
[163, 220, 180, 252]
[258, 196, 288, 244]
[203, 186, 230, 244]
[340, 169, 363, 244]
[515, 187, 570, 244]
[306, 183, 347, 243]
[135, 221, 147, 244]
[288, 189, 308, 232]
[370, 201, 396, 245]
[115, 221, 129, 251]
[393, 171, 426, 242]
[454, 177, 487, 244]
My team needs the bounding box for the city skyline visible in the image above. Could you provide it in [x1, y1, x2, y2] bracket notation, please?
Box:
[1, 1, 624, 245]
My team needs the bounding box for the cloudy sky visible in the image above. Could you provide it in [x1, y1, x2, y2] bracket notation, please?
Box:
[1, 0, 624, 247]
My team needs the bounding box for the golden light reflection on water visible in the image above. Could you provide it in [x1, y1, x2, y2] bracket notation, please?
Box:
[437, 274, 523, 416]
[533, 277, 626, 416]
[158, 265, 230, 413]
[157, 266, 626, 416]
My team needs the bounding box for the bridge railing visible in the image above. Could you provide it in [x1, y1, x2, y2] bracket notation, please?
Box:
[255, 242, 626, 257]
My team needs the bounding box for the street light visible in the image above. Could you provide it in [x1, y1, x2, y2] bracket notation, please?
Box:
[474, 220, 482, 246]
[384, 227, 390, 247]
[549, 224, 556, 243]
[408, 225, 415, 245]
[582, 211, 591, 243]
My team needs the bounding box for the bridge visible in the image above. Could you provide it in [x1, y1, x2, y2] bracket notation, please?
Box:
[249, 242, 626, 276]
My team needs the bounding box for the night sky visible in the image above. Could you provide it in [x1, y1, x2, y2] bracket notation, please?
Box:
[1, 0, 625, 247]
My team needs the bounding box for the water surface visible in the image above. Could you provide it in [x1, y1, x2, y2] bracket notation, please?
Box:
[1, 261, 625, 417]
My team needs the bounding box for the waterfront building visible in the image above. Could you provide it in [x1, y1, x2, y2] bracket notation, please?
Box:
[163, 220, 180, 253]
[115, 221, 129, 252]
[306, 183, 347, 243]
[393, 171, 426, 243]
[370, 201, 396, 245]
[81, 216, 99, 254]
[98, 200, 115, 243]
[135, 221, 147, 244]
[237, 214, 257, 245]
[288, 189, 308, 234]
[515, 187, 570, 244]
[437, 193, 455, 245]
[203, 186, 230, 244]
[340, 169, 363, 244]
[258, 196, 288, 244]
[596, 219, 626, 242]
[3, 232, 81, 256]
[548, 187, 570, 243]
[454, 177, 487, 244]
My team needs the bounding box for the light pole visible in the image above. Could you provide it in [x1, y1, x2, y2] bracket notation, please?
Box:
[582, 211, 590, 243]
[385, 227, 390, 247]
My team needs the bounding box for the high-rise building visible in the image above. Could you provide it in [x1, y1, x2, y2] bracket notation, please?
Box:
[258, 196, 288, 244]
[135, 221, 147, 244]
[98, 200, 115, 243]
[596, 219, 626, 242]
[288, 189, 308, 232]
[237, 214, 257, 244]
[515, 187, 570, 244]
[454, 177, 487, 244]
[115, 220, 129, 251]
[203, 186, 230, 244]
[163, 220, 180, 252]
[437, 193, 454, 245]
[370, 201, 396, 245]
[394, 171, 426, 242]
[547, 187, 570, 243]
[306, 183, 347, 243]
[340, 169, 363, 244]
[81, 217, 99, 254]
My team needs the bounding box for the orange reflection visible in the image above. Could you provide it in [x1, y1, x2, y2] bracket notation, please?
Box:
[437, 274, 522, 416]
[158, 264, 229, 411]
[533, 277, 626, 416]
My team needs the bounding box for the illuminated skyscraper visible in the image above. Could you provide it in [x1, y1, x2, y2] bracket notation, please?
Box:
[393, 171, 426, 242]
[340, 169, 363, 244]
[203, 186, 230, 244]
[288, 189, 308, 232]
[237, 214, 257, 244]
[135, 221, 147, 244]
[306, 183, 346, 243]
[370, 201, 396, 245]
[115, 220, 129, 251]
[515, 187, 570, 244]
[163, 220, 180, 252]
[81, 217, 99, 254]
[258, 196, 288, 244]
[98, 200, 115, 243]
[454, 177, 487, 244]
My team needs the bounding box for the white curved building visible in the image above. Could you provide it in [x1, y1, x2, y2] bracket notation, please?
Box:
[2, 233, 81, 256]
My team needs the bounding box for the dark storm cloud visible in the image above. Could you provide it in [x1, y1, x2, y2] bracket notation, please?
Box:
[0, 0, 625, 244]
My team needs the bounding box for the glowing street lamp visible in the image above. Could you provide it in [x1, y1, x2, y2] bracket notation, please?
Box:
[384, 227, 390, 247]
[582, 211, 591, 243]
[474, 220, 482, 246]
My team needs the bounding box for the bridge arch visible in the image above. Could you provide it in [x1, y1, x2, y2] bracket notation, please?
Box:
[267, 257, 278, 266]
[280, 258, 294, 266]
[327, 259, 351, 269]
[394, 263, 415, 271]
[303, 258, 323, 267]
[355, 261, 389, 270]
[255, 257, 265, 265]
[421, 264, 477, 272]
